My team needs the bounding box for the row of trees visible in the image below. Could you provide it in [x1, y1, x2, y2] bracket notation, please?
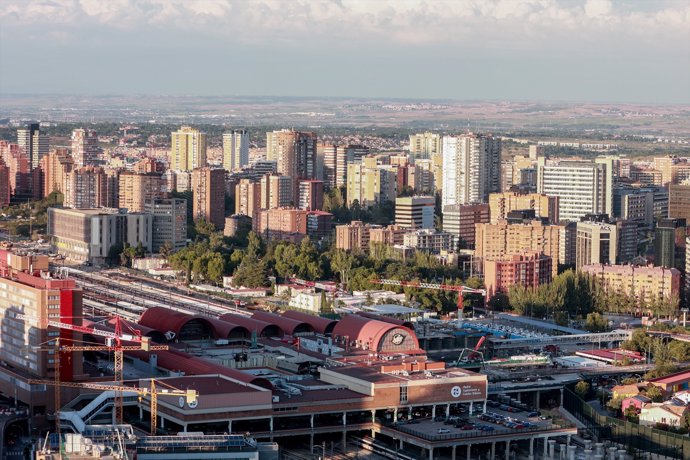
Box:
[323, 187, 395, 225]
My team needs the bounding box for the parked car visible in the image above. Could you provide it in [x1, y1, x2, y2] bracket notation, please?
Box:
[438, 428, 450, 434]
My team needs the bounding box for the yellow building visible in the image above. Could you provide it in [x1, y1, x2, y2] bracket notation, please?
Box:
[475, 220, 564, 275]
[118, 172, 165, 213]
[346, 163, 397, 207]
[170, 126, 207, 172]
[580, 264, 680, 307]
[489, 192, 559, 224]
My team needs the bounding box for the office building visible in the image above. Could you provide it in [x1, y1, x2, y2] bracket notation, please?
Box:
[335, 221, 372, 251]
[475, 220, 564, 275]
[654, 218, 687, 270]
[70, 128, 99, 168]
[484, 251, 553, 299]
[118, 172, 166, 213]
[581, 264, 680, 308]
[442, 203, 490, 250]
[17, 123, 49, 169]
[298, 180, 324, 211]
[395, 196, 434, 229]
[62, 166, 108, 209]
[408, 132, 441, 159]
[192, 167, 225, 230]
[403, 229, 455, 254]
[235, 179, 261, 218]
[346, 162, 397, 207]
[442, 133, 501, 207]
[222, 129, 249, 172]
[145, 198, 188, 252]
[0, 250, 84, 412]
[260, 173, 293, 209]
[613, 185, 656, 226]
[488, 192, 559, 224]
[537, 158, 612, 221]
[48, 207, 152, 263]
[40, 149, 74, 198]
[575, 219, 638, 269]
[171, 126, 207, 172]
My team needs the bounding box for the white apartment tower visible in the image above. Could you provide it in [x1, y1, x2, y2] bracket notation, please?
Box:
[222, 129, 249, 172]
[17, 123, 49, 169]
[537, 158, 612, 221]
[442, 133, 501, 207]
[71, 128, 100, 168]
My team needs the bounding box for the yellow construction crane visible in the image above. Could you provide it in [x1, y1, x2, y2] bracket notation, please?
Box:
[29, 377, 197, 435]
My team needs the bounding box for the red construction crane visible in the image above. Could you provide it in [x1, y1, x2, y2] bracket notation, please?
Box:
[16, 313, 165, 424]
[372, 279, 486, 313]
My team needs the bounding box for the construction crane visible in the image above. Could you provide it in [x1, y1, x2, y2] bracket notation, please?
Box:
[16, 313, 168, 424]
[372, 279, 486, 314]
[29, 377, 197, 435]
[455, 336, 487, 368]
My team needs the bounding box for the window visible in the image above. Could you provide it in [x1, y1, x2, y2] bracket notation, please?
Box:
[400, 385, 408, 404]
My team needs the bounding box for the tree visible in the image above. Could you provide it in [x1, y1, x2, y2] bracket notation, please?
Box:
[206, 253, 226, 285]
[644, 385, 665, 403]
[585, 312, 608, 333]
[194, 219, 216, 238]
[574, 380, 590, 399]
[606, 396, 623, 414]
[330, 249, 356, 289]
[624, 405, 639, 423]
[232, 255, 268, 288]
[159, 240, 174, 259]
[668, 340, 690, 363]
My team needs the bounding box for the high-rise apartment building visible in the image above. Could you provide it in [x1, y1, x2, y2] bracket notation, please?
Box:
[71, 128, 99, 168]
[475, 220, 564, 275]
[118, 172, 166, 213]
[145, 198, 188, 252]
[17, 123, 49, 169]
[442, 133, 501, 207]
[489, 192, 559, 224]
[298, 180, 324, 211]
[170, 126, 208, 172]
[260, 173, 293, 209]
[408, 132, 441, 159]
[575, 219, 638, 269]
[346, 162, 397, 207]
[63, 166, 108, 209]
[0, 250, 84, 411]
[222, 129, 249, 172]
[528, 145, 544, 160]
[253, 207, 308, 241]
[442, 203, 490, 250]
[235, 179, 261, 218]
[537, 158, 611, 221]
[654, 218, 687, 271]
[395, 196, 435, 229]
[320, 143, 348, 190]
[484, 251, 553, 299]
[0, 160, 10, 207]
[40, 149, 74, 198]
[192, 168, 225, 230]
[266, 129, 317, 193]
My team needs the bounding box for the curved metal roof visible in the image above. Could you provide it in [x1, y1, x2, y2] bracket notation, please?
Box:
[282, 310, 338, 335]
[251, 311, 315, 336]
[356, 311, 415, 331]
[218, 314, 284, 338]
[332, 314, 419, 351]
[139, 307, 214, 340]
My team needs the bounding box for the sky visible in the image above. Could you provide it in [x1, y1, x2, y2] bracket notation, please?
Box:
[1, 0, 689, 104]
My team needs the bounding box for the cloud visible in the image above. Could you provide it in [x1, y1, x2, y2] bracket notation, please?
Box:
[1, 0, 688, 50]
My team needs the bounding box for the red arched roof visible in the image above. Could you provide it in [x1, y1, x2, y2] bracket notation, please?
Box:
[139, 307, 214, 340]
[251, 311, 314, 336]
[356, 311, 415, 331]
[282, 310, 337, 335]
[332, 315, 419, 351]
[205, 317, 249, 339]
[106, 318, 167, 343]
[219, 314, 283, 338]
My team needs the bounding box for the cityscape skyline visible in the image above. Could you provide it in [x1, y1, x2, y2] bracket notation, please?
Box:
[1, 0, 689, 104]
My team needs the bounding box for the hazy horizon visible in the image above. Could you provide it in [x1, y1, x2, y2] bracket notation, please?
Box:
[1, 1, 689, 104]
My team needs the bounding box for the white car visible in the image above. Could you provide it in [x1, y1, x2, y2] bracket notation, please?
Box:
[438, 428, 450, 434]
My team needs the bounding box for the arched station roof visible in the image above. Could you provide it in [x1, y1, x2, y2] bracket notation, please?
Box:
[219, 314, 283, 338]
[139, 307, 214, 341]
[281, 310, 338, 335]
[332, 314, 419, 352]
[251, 311, 314, 336]
[356, 311, 415, 331]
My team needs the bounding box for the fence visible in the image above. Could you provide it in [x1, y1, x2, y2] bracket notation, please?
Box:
[563, 386, 689, 460]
